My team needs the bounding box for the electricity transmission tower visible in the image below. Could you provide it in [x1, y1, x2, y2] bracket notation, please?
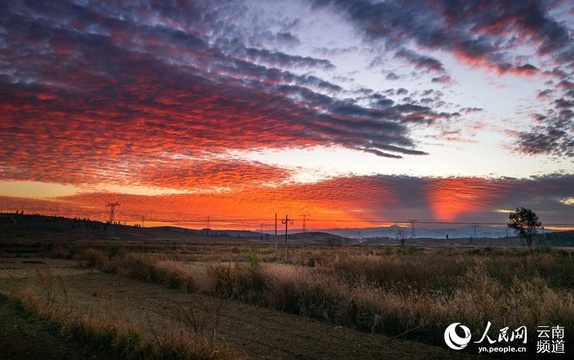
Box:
[408, 219, 418, 238]
[205, 216, 211, 235]
[106, 202, 120, 223]
[472, 223, 479, 242]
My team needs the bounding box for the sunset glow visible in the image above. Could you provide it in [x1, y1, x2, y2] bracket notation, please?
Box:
[1, 1, 573, 231]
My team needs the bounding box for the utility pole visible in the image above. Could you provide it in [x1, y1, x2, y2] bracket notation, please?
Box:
[142, 216, 145, 228]
[408, 219, 418, 238]
[106, 202, 120, 223]
[472, 223, 478, 239]
[282, 215, 294, 261]
[301, 213, 310, 244]
[275, 214, 278, 256]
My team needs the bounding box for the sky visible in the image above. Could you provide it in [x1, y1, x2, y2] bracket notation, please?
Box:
[1, 0, 573, 231]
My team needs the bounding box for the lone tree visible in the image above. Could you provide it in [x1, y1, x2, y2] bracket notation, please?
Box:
[397, 229, 407, 247]
[508, 207, 543, 247]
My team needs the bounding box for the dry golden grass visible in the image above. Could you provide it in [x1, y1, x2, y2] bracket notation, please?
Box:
[8, 264, 244, 360]
[74, 244, 574, 348]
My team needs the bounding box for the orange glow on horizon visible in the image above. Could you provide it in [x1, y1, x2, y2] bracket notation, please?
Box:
[11, 181, 384, 230]
[2, 173, 573, 231]
[0, 173, 401, 230]
[544, 226, 574, 232]
[425, 178, 505, 222]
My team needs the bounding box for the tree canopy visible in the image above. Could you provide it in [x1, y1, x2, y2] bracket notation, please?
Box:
[508, 207, 543, 247]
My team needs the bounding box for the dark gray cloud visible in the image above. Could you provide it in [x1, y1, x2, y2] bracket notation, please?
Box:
[460, 107, 484, 114]
[431, 75, 452, 83]
[312, 0, 574, 156]
[314, 0, 497, 65]
[363, 173, 574, 223]
[369, 93, 395, 108]
[394, 48, 445, 73]
[236, 47, 335, 70]
[497, 63, 540, 76]
[538, 89, 554, 99]
[517, 110, 574, 157]
[275, 32, 301, 47]
[316, 0, 572, 71]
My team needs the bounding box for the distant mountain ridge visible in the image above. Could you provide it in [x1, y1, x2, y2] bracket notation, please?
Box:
[2, 212, 573, 247]
[324, 224, 514, 239]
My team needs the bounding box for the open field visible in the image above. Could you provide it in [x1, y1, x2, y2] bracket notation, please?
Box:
[0, 251, 479, 360]
[1, 215, 573, 359]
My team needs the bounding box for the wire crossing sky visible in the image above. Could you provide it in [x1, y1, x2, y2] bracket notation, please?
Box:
[1, 0, 573, 229]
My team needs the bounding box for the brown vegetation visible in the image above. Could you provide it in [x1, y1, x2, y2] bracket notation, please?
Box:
[4, 259, 243, 360]
[73, 244, 574, 354]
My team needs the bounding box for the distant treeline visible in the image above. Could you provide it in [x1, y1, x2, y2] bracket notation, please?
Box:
[0, 212, 139, 231]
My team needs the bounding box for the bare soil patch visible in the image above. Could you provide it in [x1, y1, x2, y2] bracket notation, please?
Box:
[0, 295, 114, 360]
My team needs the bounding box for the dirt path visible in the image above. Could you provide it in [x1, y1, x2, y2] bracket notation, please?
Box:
[0, 258, 474, 359]
[0, 295, 116, 360]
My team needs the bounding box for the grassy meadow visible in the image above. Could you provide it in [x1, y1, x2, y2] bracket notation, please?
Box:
[2, 215, 574, 359]
[57, 242, 574, 355]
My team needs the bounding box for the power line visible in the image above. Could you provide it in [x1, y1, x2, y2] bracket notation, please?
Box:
[138, 216, 574, 229]
[17, 207, 574, 232]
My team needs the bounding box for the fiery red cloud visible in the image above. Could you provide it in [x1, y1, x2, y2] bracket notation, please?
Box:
[129, 160, 292, 190]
